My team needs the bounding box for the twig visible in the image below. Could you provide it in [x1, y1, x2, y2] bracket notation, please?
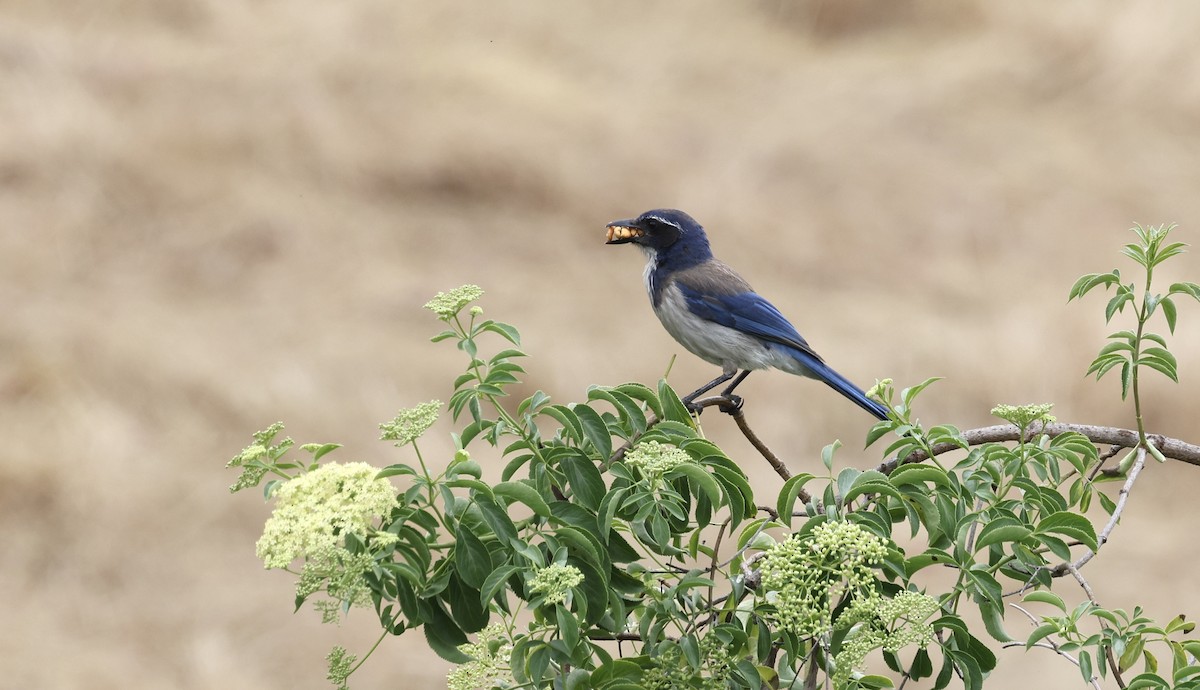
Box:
[706, 518, 730, 614]
[1051, 446, 1147, 576]
[1066, 563, 1127, 689]
[1008, 604, 1104, 690]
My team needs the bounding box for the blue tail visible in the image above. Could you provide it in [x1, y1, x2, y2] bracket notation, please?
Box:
[786, 347, 888, 421]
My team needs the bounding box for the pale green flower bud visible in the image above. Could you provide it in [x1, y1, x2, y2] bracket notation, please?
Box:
[380, 400, 441, 447]
[424, 284, 485, 319]
[529, 563, 585, 605]
[991, 403, 1055, 427]
[625, 440, 692, 479]
[447, 624, 514, 690]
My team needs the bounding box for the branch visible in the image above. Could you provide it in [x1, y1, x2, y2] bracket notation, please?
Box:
[877, 422, 1200, 474]
[1008, 604, 1104, 690]
[1066, 563, 1128, 689]
[691, 394, 794, 481]
[1050, 446, 1147, 577]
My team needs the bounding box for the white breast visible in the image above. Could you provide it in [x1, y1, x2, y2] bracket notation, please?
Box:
[651, 281, 790, 374]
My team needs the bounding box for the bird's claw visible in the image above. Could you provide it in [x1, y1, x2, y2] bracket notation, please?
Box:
[718, 395, 743, 413]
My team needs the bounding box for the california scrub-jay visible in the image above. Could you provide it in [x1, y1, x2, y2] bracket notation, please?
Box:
[605, 209, 886, 420]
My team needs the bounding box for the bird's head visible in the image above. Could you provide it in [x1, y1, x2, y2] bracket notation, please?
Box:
[605, 209, 712, 261]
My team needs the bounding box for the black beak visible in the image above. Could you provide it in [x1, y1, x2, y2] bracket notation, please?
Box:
[605, 218, 646, 245]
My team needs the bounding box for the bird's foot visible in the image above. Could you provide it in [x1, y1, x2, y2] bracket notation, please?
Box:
[717, 395, 743, 414]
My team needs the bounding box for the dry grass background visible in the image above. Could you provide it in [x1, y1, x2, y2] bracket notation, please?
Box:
[3, 1, 1200, 688]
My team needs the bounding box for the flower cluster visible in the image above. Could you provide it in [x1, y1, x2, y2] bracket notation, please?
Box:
[447, 623, 514, 690]
[380, 400, 441, 447]
[256, 461, 398, 569]
[225, 421, 288, 493]
[625, 441, 692, 480]
[640, 636, 734, 690]
[876, 591, 940, 650]
[865, 378, 892, 403]
[991, 403, 1056, 429]
[831, 627, 886, 688]
[528, 563, 584, 605]
[831, 591, 941, 687]
[326, 646, 356, 690]
[424, 284, 485, 320]
[297, 544, 377, 622]
[758, 521, 888, 639]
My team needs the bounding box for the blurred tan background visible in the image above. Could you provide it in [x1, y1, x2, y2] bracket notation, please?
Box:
[3, 0, 1200, 688]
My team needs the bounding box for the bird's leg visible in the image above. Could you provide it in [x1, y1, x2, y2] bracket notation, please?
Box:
[681, 370, 738, 413]
[717, 370, 752, 411]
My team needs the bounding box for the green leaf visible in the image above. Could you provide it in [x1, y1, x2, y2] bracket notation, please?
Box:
[1068, 271, 1120, 301]
[598, 486, 628, 541]
[1087, 352, 1128, 379]
[776, 473, 816, 527]
[1079, 649, 1093, 683]
[903, 549, 954, 577]
[909, 648, 934, 680]
[490, 348, 527, 363]
[979, 601, 1013, 643]
[843, 478, 901, 504]
[563, 669, 590, 690]
[821, 439, 842, 471]
[421, 599, 470, 663]
[711, 465, 754, 525]
[494, 480, 552, 518]
[482, 320, 521, 345]
[479, 564, 519, 606]
[1098, 339, 1136, 355]
[1039, 534, 1072, 560]
[658, 379, 693, 425]
[543, 404, 584, 441]
[572, 403, 613, 459]
[1122, 242, 1149, 267]
[590, 659, 643, 685]
[552, 609, 582, 658]
[562, 454, 607, 511]
[445, 478, 492, 494]
[1023, 590, 1067, 611]
[666, 463, 723, 507]
[1037, 511, 1098, 551]
[974, 518, 1032, 551]
[1140, 347, 1179, 382]
[966, 566, 1003, 607]
[949, 649, 983, 690]
[1168, 281, 1200, 301]
[1161, 297, 1178, 333]
[901, 377, 942, 407]
[549, 525, 605, 571]
[615, 382, 664, 418]
[446, 574, 489, 633]
[568, 557, 610, 625]
[454, 523, 493, 589]
[588, 387, 648, 434]
[889, 464, 953, 491]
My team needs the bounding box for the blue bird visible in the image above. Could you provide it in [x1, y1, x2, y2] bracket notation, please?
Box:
[605, 209, 887, 420]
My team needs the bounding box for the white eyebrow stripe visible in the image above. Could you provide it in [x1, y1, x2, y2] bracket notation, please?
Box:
[644, 214, 682, 231]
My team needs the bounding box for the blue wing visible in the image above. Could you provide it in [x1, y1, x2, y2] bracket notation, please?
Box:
[675, 282, 824, 363]
[675, 281, 887, 420]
